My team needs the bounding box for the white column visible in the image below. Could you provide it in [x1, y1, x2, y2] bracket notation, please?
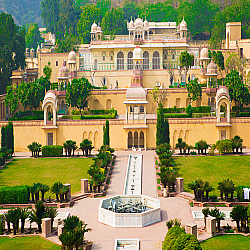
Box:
[53, 108, 57, 126]
[44, 106, 47, 126]
[144, 106, 146, 124]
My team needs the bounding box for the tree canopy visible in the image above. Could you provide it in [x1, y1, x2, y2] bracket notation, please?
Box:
[0, 13, 26, 94]
[65, 77, 93, 114]
[25, 23, 44, 49]
[187, 78, 202, 103]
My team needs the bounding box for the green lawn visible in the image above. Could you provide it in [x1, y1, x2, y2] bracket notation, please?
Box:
[175, 155, 250, 196]
[201, 235, 250, 250]
[0, 158, 93, 197]
[0, 236, 60, 250]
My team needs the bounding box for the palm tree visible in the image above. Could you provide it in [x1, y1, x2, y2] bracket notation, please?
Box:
[46, 207, 58, 232]
[63, 140, 77, 157]
[188, 181, 199, 201]
[218, 181, 224, 200]
[0, 214, 5, 235]
[8, 208, 21, 235]
[27, 141, 42, 157]
[4, 211, 11, 233]
[20, 208, 29, 233]
[30, 184, 36, 203]
[51, 181, 62, 202]
[40, 184, 50, 201]
[231, 135, 243, 154]
[29, 200, 46, 233]
[59, 231, 76, 250]
[230, 205, 244, 231]
[33, 182, 42, 203]
[219, 179, 235, 201]
[209, 208, 225, 232]
[196, 179, 205, 202]
[176, 138, 184, 154]
[202, 208, 210, 228]
[80, 139, 93, 157]
[204, 182, 214, 201]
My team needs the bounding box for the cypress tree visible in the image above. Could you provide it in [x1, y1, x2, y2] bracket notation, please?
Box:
[164, 118, 170, 144]
[103, 119, 110, 146]
[1, 125, 6, 149]
[156, 107, 170, 146]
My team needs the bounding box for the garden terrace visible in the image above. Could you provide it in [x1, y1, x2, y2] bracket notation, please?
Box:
[0, 158, 93, 198]
[176, 156, 250, 197]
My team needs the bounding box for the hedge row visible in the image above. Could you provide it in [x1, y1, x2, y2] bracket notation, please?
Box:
[232, 106, 250, 113]
[0, 185, 29, 204]
[164, 113, 189, 118]
[192, 113, 212, 118]
[231, 112, 250, 117]
[42, 145, 63, 157]
[192, 106, 211, 113]
[162, 107, 185, 113]
[0, 152, 6, 166]
[81, 110, 117, 119]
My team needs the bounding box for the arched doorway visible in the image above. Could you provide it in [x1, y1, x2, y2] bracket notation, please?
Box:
[176, 98, 181, 108]
[139, 131, 144, 148]
[93, 99, 99, 110]
[94, 131, 98, 148]
[134, 131, 139, 148]
[89, 131, 93, 142]
[106, 99, 112, 109]
[143, 51, 149, 70]
[117, 51, 124, 70]
[83, 131, 87, 140]
[128, 131, 133, 148]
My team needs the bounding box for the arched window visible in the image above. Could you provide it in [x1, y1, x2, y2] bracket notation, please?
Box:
[143, 51, 149, 70]
[176, 98, 181, 108]
[164, 53, 167, 60]
[128, 131, 133, 148]
[153, 51, 160, 69]
[127, 51, 133, 70]
[106, 99, 112, 109]
[140, 105, 144, 113]
[139, 131, 144, 148]
[134, 131, 138, 148]
[130, 106, 133, 113]
[93, 99, 99, 110]
[117, 51, 124, 70]
[172, 53, 175, 60]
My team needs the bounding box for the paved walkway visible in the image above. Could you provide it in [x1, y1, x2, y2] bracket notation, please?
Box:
[57, 151, 194, 250]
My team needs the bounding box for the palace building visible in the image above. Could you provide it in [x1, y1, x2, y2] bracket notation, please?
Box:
[1, 19, 250, 151]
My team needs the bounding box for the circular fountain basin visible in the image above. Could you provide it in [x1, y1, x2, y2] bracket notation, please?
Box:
[98, 195, 161, 227]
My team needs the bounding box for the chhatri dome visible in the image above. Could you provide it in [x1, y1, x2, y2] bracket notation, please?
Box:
[144, 19, 149, 28]
[97, 25, 102, 32]
[206, 60, 218, 76]
[134, 17, 144, 27]
[129, 19, 134, 29]
[200, 47, 209, 60]
[68, 50, 76, 62]
[180, 18, 187, 30]
[91, 22, 97, 32]
[133, 46, 143, 60]
[58, 64, 69, 78]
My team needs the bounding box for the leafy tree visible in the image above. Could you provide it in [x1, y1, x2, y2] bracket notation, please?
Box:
[231, 135, 243, 154]
[55, 33, 79, 53]
[195, 139, 209, 155]
[17, 80, 44, 116]
[43, 62, 52, 81]
[77, 4, 102, 44]
[41, 0, 60, 34]
[101, 7, 127, 36]
[150, 87, 169, 107]
[0, 13, 26, 94]
[225, 52, 246, 76]
[224, 70, 250, 115]
[25, 23, 44, 49]
[96, 0, 111, 17]
[187, 78, 201, 104]
[216, 139, 233, 154]
[178, 0, 219, 37]
[179, 51, 194, 83]
[103, 119, 110, 146]
[5, 85, 19, 116]
[122, 1, 139, 21]
[66, 77, 93, 115]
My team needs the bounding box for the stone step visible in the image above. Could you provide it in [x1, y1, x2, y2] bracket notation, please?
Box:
[71, 194, 87, 202]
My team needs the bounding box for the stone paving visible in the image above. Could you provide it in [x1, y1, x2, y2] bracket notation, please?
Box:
[59, 151, 194, 250]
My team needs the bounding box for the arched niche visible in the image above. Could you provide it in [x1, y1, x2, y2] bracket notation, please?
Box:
[216, 86, 231, 123]
[106, 99, 112, 109]
[94, 131, 99, 148]
[42, 91, 58, 126]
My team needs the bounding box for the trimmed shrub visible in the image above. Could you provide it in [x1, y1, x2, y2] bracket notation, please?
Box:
[164, 113, 189, 118]
[192, 106, 211, 113]
[0, 185, 29, 204]
[42, 145, 63, 157]
[0, 153, 6, 165]
[162, 107, 185, 113]
[192, 113, 211, 118]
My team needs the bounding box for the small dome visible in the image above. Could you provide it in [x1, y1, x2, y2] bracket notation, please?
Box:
[144, 19, 148, 27]
[180, 18, 187, 30]
[97, 26, 102, 32]
[58, 64, 69, 77]
[200, 47, 209, 60]
[206, 60, 218, 76]
[91, 22, 97, 32]
[133, 46, 143, 60]
[134, 18, 143, 27]
[129, 20, 134, 29]
[68, 50, 76, 62]
[126, 86, 147, 102]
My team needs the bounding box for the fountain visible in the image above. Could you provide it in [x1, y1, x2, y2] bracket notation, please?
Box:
[98, 154, 161, 227]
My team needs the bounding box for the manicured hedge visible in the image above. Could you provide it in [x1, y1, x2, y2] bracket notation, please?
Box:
[164, 113, 189, 118]
[0, 153, 6, 166]
[192, 106, 211, 113]
[42, 145, 63, 157]
[232, 106, 250, 113]
[63, 110, 117, 120]
[192, 113, 211, 118]
[81, 110, 117, 120]
[162, 107, 185, 113]
[0, 185, 29, 204]
[10, 110, 44, 121]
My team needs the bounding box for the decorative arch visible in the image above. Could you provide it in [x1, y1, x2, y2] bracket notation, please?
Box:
[134, 131, 139, 148]
[143, 51, 149, 70]
[117, 51, 124, 70]
[89, 131, 93, 142]
[94, 131, 99, 148]
[185, 130, 189, 143]
[106, 99, 112, 109]
[216, 86, 231, 123]
[139, 131, 144, 148]
[173, 130, 178, 147]
[179, 130, 184, 139]
[176, 98, 181, 108]
[128, 131, 133, 148]
[83, 131, 88, 140]
[93, 99, 99, 110]
[42, 90, 58, 126]
[152, 51, 160, 69]
[186, 98, 190, 107]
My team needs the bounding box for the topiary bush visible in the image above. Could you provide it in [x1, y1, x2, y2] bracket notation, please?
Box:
[42, 145, 63, 157]
[0, 185, 29, 204]
[192, 106, 211, 113]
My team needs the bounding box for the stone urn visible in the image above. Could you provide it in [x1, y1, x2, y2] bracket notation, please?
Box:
[163, 187, 168, 198]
